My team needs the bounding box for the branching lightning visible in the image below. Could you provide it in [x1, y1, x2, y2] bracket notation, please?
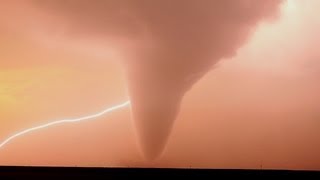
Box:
[0, 100, 131, 149]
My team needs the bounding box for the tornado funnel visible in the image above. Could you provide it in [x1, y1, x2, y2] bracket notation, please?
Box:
[124, 52, 207, 159]
[124, 0, 284, 160]
[126, 70, 183, 159]
[124, 49, 215, 160]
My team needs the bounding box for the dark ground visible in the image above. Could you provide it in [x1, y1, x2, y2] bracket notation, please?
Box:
[0, 166, 319, 179]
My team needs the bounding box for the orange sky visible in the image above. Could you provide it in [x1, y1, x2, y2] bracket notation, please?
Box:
[0, 0, 320, 170]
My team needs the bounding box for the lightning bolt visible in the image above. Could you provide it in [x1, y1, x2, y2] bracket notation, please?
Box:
[0, 100, 131, 149]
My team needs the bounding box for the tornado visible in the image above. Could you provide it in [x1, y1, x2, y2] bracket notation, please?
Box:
[1, 0, 284, 160]
[125, 0, 284, 159]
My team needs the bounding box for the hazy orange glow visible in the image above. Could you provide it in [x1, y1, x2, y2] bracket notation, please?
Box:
[0, 0, 320, 170]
